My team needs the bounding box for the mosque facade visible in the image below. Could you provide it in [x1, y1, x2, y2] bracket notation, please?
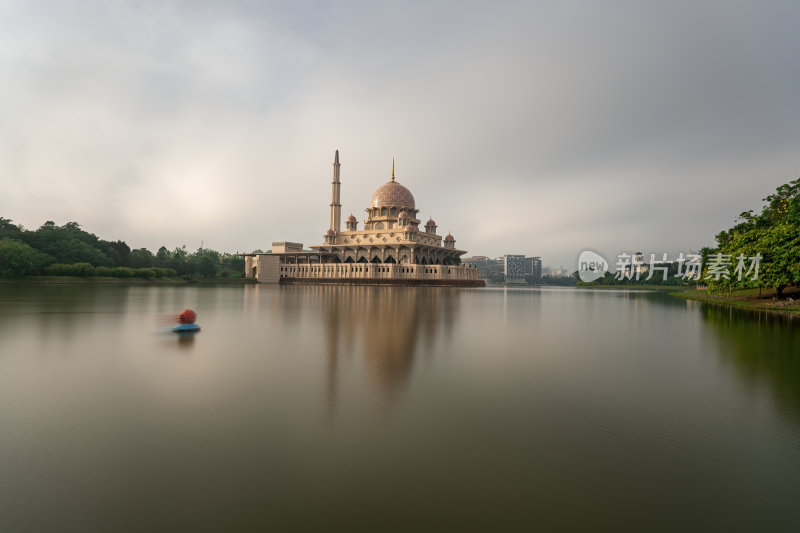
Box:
[244, 151, 482, 286]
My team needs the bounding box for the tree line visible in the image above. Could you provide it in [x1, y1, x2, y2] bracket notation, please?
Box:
[0, 218, 245, 279]
[703, 178, 800, 298]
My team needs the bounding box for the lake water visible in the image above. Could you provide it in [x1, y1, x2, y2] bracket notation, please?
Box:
[1, 284, 799, 532]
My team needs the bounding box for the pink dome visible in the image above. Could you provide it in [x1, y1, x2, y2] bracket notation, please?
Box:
[370, 181, 415, 209]
[325, 229, 335, 236]
[404, 224, 417, 232]
[347, 214, 357, 223]
[426, 218, 436, 226]
[444, 233, 454, 241]
[398, 211, 409, 219]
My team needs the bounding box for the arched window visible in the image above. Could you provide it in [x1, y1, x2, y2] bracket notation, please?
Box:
[390, 208, 397, 217]
[381, 207, 388, 216]
[375, 222, 384, 229]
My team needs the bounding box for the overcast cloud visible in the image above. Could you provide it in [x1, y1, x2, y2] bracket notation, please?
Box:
[1, 0, 799, 267]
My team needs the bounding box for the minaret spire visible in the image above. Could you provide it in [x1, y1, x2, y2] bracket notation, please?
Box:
[330, 150, 342, 234]
[391, 158, 395, 182]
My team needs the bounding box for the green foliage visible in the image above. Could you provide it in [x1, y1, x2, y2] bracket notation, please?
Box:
[0, 217, 242, 280]
[28, 221, 113, 266]
[111, 267, 134, 278]
[705, 178, 800, 297]
[0, 238, 54, 276]
[94, 266, 114, 277]
[0, 218, 25, 241]
[45, 263, 95, 276]
[72, 263, 96, 276]
[192, 249, 219, 278]
[129, 248, 155, 268]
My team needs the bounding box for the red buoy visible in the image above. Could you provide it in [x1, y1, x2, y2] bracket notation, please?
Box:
[178, 309, 197, 324]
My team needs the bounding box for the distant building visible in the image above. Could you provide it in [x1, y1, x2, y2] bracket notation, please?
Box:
[464, 254, 541, 282]
[546, 266, 569, 277]
[504, 255, 526, 283]
[462, 256, 503, 278]
[524, 256, 542, 279]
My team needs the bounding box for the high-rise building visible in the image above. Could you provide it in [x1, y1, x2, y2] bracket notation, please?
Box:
[504, 254, 526, 283]
[524, 256, 542, 279]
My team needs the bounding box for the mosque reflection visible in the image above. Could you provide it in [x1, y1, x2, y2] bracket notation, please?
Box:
[281, 285, 460, 403]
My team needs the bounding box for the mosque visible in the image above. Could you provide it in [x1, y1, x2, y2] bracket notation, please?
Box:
[244, 151, 482, 286]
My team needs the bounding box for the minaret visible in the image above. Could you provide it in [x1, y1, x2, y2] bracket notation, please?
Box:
[330, 149, 341, 233]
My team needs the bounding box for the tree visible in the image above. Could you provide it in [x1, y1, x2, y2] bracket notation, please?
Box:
[103, 240, 131, 267]
[193, 254, 218, 277]
[155, 246, 171, 268]
[129, 248, 155, 268]
[169, 246, 191, 276]
[0, 217, 23, 240]
[705, 178, 800, 297]
[0, 239, 54, 276]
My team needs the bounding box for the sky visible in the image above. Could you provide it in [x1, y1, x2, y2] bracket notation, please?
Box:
[1, 0, 799, 268]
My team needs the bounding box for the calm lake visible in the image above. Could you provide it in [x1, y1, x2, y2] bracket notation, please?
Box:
[1, 285, 799, 532]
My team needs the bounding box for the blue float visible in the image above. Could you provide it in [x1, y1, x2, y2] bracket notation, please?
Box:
[172, 323, 201, 333]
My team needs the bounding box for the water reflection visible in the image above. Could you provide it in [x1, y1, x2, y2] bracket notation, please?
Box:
[700, 303, 800, 419]
[175, 332, 198, 349]
[3, 285, 800, 531]
[0, 285, 132, 344]
[282, 286, 461, 404]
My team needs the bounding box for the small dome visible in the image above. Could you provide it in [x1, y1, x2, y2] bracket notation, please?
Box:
[347, 214, 357, 223]
[426, 218, 436, 226]
[369, 180, 415, 209]
[444, 233, 455, 241]
[398, 211, 409, 219]
[325, 229, 335, 236]
[404, 224, 417, 233]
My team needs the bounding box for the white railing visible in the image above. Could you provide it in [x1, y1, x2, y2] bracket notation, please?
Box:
[277, 263, 479, 281]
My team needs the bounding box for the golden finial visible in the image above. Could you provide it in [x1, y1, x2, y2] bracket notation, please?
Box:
[391, 158, 395, 182]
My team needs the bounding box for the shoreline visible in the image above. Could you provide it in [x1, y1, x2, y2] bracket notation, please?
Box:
[280, 277, 485, 288]
[670, 288, 800, 316]
[0, 276, 257, 285]
[576, 284, 690, 291]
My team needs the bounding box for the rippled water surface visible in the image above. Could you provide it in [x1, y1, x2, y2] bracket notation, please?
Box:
[1, 285, 799, 531]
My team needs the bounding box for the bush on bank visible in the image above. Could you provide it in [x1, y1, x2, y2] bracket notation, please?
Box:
[44, 263, 177, 278]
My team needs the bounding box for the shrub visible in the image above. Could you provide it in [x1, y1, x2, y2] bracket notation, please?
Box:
[94, 266, 114, 277]
[111, 267, 135, 278]
[134, 268, 157, 279]
[44, 263, 95, 276]
[72, 263, 95, 276]
[154, 268, 177, 278]
[45, 263, 70, 276]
